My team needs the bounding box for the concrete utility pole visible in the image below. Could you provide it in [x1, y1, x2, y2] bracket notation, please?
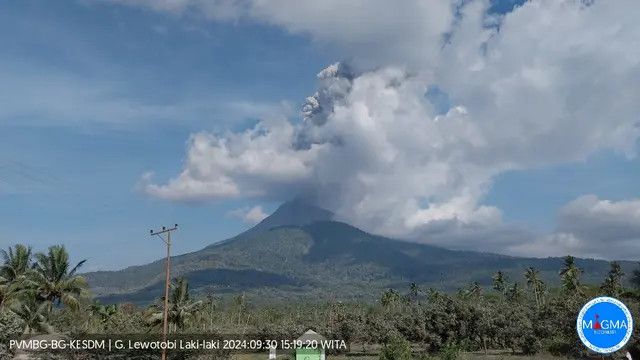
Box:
[150, 224, 178, 360]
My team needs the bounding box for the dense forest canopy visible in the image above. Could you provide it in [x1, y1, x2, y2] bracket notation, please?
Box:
[1, 244, 639, 359]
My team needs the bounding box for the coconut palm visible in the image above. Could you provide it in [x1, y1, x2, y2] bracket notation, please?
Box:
[0, 275, 27, 309]
[10, 296, 55, 335]
[524, 267, 545, 307]
[147, 277, 202, 333]
[492, 271, 508, 293]
[0, 244, 36, 309]
[0, 274, 9, 308]
[0, 244, 33, 281]
[91, 300, 118, 323]
[31, 245, 87, 310]
[559, 255, 583, 295]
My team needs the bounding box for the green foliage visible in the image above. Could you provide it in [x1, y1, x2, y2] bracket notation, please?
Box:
[0, 244, 89, 335]
[2, 241, 640, 359]
[524, 267, 545, 307]
[0, 244, 33, 281]
[600, 261, 625, 297]
[559, 255, 584, 295]
[379, 335, 412, 360]
[9, 295, 54, 334]
[438, 343, 461, 360]
[0, 310, 22, 359]
[492, 271, 508, 293]
[632, 263, 640, 289]
[505, 283, 524, 303]
[146, 277, 203, 333]
[32, 245, 88, 310]
[82, 220, 637, 304]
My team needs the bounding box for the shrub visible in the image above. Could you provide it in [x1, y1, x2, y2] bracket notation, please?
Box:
[380, 335, 412, 360]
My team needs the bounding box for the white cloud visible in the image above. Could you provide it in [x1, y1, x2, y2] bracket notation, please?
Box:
[228, 205, 268, 225]
[139, 0, 640, 258]
[511, 196, 640, 260]
[143, 117, 322, 201]
[94, 0, 455, 69]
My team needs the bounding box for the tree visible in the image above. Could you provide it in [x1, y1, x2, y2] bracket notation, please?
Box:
[524, 267, 545, 307]
[379, 335, 412, 360]
[600, 261, 625, 297]
[459, 282, 482, 299]
[631, 263, 640, 290]
[492, 271, 508, 293]
[1, 244, 35, 309]
[0, 244, 33, 282]
[408, 282, 420, 303]
[147, 277, 202, 333]
[0, 275, 25, 310]
[380, 289, 401, 308]
[9, 296, 54, 335]
[559, 256, 583, 295]
[506, 282, 525, 303]
[32, 245, 87, 310]
[91, 300, 118, 323]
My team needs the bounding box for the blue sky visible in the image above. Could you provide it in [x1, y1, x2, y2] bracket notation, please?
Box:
[1, 0, 639, 269]
[0, 0, 328, 269]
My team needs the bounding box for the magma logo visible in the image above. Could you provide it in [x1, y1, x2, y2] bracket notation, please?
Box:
[577, 297, 633, 354]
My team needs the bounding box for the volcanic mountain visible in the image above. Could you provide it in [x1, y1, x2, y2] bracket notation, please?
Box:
[84, 200, 634, 304]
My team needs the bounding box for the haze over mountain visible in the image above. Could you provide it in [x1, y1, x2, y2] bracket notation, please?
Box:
[84, 201, 635, 304]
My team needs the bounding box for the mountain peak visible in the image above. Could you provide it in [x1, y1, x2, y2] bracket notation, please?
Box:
[248, 200, 334, 234]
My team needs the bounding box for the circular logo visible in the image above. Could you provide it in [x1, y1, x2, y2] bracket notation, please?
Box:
[577, 297, 633, 354]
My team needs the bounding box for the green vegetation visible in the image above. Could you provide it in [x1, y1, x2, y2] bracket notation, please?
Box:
[1, 243, 639, 359]
[84, 220, 638, 305]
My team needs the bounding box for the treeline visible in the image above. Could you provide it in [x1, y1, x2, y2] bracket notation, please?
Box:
[1, 244, 640, 359]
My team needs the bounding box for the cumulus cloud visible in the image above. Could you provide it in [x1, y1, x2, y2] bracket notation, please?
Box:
[228, 205, 268, 225]
[511, 196, 640, 260]
[94, 0, 454, 69]
[139, 0, 640, 258]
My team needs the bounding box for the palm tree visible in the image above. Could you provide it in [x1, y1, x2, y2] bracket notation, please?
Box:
[600, 261, 625, 297]
[10, 296, 55, 335]
[91, 300, 118, 323]
[32, 245, 87, 310]
[0, 274, 27, 309]
[1, 244, 33, 281]
[1, 244, 35, 309]
[148, 277, 202, 333]
[492, 271, 508, 293]
[524, 267, 545, 307]
[559, 255, 583, 295]
[0, 274, 9, 308]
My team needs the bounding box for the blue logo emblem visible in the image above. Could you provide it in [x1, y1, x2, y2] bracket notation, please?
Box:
[577, 297, 633, 354]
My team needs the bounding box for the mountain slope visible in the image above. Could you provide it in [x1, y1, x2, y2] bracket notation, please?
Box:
[240, 198, 334, 236]
[85, 201, 636, 304]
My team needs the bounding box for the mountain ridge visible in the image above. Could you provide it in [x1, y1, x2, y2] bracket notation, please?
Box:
[84, 200, 636, 304]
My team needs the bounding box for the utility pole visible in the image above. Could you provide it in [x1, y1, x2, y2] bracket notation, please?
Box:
[150, 224, 178, 360]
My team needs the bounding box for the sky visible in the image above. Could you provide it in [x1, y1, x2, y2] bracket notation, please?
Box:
[0, 0, 638, 270]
